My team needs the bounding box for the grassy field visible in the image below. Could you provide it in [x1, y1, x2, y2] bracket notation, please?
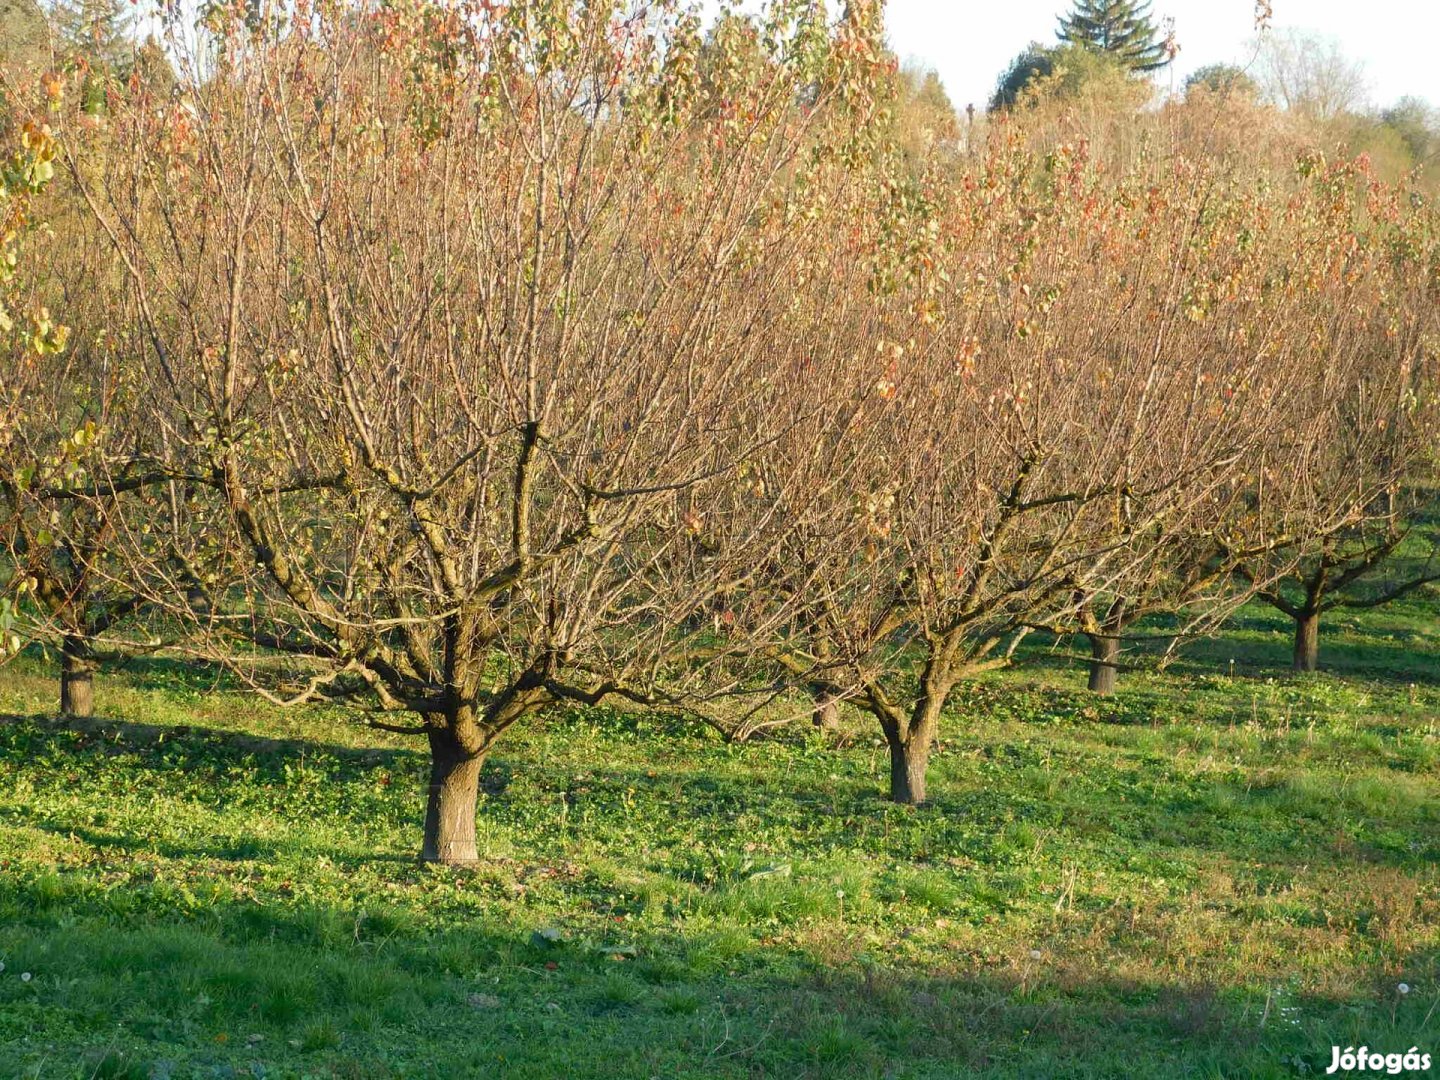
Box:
[1, 599, 1438, 1078]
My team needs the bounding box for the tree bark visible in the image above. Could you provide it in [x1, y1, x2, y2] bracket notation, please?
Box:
[812, 694, 840, 731]
[888, 738, 930, 805]
[421, 726, 485, 865]
[59, 638, 95, 719]
[1086, 633, 1119, 695]
[1293, 610, 1320, 672]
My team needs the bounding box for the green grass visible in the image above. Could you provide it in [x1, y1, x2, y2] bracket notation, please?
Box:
[1, 597, 1438, 1078]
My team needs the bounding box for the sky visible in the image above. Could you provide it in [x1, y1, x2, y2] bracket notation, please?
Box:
[700, 1, 1440, 114]
[883, 0, 1440, 113]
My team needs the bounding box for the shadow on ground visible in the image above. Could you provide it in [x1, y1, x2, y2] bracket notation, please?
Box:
[2, 873, 1436, 1079]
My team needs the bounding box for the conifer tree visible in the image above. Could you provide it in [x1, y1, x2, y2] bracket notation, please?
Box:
[50, 0, 132, 70]
[48, 0, 133, 113]
[1056, 0, 1170, 72]
[44, 0, 133, 114]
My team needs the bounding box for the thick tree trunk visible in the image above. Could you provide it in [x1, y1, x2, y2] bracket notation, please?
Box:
[59, 639, 95, 719]
[888, 739, 930, 805]
[1293, 611, 1320, 673]
[1086, 633, 1119, 695]
[421, 727, 485, 865]
[812, 694, 840, 731]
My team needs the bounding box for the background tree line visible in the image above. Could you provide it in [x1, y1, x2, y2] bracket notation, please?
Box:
[985, 0, 1440, 194]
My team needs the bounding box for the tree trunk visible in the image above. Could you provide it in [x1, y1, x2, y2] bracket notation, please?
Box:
[59, 638, 95, 719]
[1292, 611, 1320, 673]
[812, 694, 840, 731]
[888, 738, 930, 805]
[1086, 633, 1119, 695]
[421, 727, 485, 865]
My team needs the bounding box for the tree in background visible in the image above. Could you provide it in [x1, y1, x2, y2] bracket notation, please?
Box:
[1056, 0, 1170, 73]
[1249, 501, 1440, 673]
[1241, 453, 1440, 675]
[990, 43, 1056, 111]
[1233, 156, 1440, 671]
[751, 127, 1435, 803]
[1058, 517, 1301, 697]
[1044, 149, 1440, 693]
[1256, 29, 1367, 123]
[0, 243, 188, 718]
[0, 47, 198, 718]
[989, 42, 1141, 113]
[48, 0, 131, 68]
[0, 87, 65, 661]
[46, 0, 134, 115]
[891, 62, 958, 164]
[1185, 63, 1259, 102]
[1382, 97, 1439, 171]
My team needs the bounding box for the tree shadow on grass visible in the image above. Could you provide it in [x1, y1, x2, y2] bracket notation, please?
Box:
[4, 708, 1434, 883]
[1174, 631, 1440, 688]
[107, 653, 242, 696]
[3, 708, 1438, 1076]
[3, 812, 429, 870]
[4, 811, 291, 864]
[0, 710, 423, 775]
[1007, 605, 1440, 690]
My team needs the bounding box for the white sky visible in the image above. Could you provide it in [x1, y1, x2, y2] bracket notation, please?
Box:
[886, 0, 1440, 112]
[704, 1, 1440, 113]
